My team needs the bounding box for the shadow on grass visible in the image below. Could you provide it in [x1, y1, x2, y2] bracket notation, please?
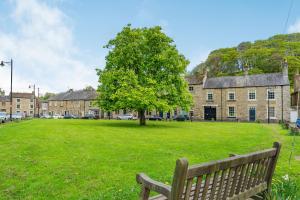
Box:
[91, 120, 180, 129]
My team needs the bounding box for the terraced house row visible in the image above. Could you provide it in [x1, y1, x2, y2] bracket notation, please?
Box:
[187, 63, 290, 122]
[0, 92, 37, 117]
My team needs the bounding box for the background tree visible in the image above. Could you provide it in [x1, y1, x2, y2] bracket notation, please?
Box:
[191, 33, 300, 88]
[96, 25, 193, 125]
[41, 92, 55, 100]
[0, 88, 5, 96]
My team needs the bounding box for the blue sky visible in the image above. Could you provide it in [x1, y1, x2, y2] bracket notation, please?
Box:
[0, 0, 300, 93]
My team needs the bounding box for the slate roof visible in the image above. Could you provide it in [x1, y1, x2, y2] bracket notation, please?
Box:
[11, 92, 34, 99]
[0, 96, 9, 102]
[48, 89, 97, 101]
[185, 75, 204, 85]
[204, 72, 289, 89]
[0, 93, 34, 102]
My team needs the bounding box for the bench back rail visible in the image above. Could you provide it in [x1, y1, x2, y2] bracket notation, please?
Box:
[171, 142, 281, 200]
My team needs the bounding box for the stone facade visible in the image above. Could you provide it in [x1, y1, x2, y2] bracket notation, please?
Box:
[0, 92, 36, 117]
[188, 67, 290, 122]
[48, 88, 100, 117]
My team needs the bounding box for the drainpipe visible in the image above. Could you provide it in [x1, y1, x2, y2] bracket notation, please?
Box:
[281, 85, 283, 122]
[220, 88, 223, 121]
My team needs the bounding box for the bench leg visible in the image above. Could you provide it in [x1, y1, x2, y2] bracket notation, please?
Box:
[140, 186, 150, 200]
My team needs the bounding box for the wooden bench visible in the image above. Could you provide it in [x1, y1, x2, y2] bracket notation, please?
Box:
[136, 142, 281, 200]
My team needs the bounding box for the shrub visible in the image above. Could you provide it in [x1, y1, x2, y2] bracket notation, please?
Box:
[266, 175, 299, 200]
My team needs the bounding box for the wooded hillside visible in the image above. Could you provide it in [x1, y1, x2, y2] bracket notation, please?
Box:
[191, 33, 300, 86]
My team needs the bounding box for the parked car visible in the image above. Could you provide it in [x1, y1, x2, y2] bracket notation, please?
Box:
[0, 112, 7, 123]
[41, 114, 52, 119]
[174, 114, 190, 121]
[53, 114, 63, 119]
[82, 114, 96, 119]
[296, 118, 300, 128]
[64, 114, 77, 119]
[117, 114, 135, 120]
[148, 115, 163, 121]
[12, 113, 23, 120]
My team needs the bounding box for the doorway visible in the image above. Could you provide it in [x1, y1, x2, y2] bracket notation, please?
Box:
[249, 107, 256, 121]
[204, 106, 216, 120]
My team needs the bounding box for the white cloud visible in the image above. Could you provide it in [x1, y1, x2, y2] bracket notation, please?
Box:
[0, 0, 98, 94]
[288, 19, 300, 33]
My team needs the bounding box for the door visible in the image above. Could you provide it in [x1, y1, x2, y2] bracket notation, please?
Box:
[249, 107, 256, 121]
[204, 106, 216, 120]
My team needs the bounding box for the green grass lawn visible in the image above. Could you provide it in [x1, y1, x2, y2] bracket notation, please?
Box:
[0, 119, 299, 199]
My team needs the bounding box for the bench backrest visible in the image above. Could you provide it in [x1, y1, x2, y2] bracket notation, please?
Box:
[170, 142, 281, 200]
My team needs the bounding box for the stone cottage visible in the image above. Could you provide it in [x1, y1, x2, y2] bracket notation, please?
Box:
[187, 64, 290, 122]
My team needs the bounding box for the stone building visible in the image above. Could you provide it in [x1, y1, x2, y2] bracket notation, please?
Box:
[187, 65, 290, 122]
[0, 92, 36, 117]
[48, 88, 100, 117]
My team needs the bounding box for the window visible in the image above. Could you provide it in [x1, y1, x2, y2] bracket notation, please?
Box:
[16, 104, 20, 109]
[267, 89, 275, 100]
[30, 105, 34, 109]
[16, 111, 20, 113]
[228, 92, 235, 100]
[228, 106, 236, 117]
[268, 107, 275, 118]
[189, 86, 194, 92]
[30, 99, 33, 102]
[248, 90, 256, 100]
[207, 92, 213, 101]
[16, 98, 20, 103]
[189, 110, 194, 117]
[30, 111, 33, 115]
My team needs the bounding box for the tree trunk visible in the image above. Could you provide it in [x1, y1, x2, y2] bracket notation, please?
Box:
[138, 109, 146, 126]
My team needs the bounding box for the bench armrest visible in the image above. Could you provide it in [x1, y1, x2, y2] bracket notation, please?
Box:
[136, 173, 171, 199]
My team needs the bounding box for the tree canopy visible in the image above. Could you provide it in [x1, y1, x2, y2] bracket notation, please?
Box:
[96, 25, 192, 125]
[191, 33, 300, 87]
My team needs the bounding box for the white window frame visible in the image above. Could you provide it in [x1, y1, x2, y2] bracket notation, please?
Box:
[228, 106, 236, 118]
[16, 104, 21, 109]
[207, 92, 213, 101]
[227, 91, 235, 101]
[248, 90, 256, 101]
[266, 89, 275, 100]
[16, 98, 20, 103]
[189, 86, 194, 92]
[267, 106, 276, 119]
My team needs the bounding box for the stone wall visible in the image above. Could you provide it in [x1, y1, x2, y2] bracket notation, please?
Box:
[190, 84, 290, 122]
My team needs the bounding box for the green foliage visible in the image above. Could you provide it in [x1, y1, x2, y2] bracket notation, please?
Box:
[97, 25, 193, 125]
[191, 33, 300, 87]
[266, 175, 299, 200]
[40, 92, 55, 100]
[0, 88, 4, 96]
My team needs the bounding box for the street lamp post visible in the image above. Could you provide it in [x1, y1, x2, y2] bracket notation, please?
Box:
[37, 87, 40, 118]
[0, 59, 13, 121]
[29, 84, 36, 117]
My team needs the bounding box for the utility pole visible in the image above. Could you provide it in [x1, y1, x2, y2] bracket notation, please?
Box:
[29, 84, 36, 117]
[0, 59, 13, 121]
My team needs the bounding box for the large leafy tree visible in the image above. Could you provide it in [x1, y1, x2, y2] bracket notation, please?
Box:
[96, 25, 192, 125]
